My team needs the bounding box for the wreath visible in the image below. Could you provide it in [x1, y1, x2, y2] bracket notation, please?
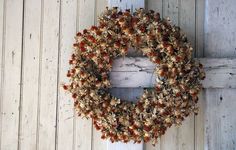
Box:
[63, 7, 205, 145]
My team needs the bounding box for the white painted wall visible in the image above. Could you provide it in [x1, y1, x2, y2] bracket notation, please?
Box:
[0, 0, 236, 150]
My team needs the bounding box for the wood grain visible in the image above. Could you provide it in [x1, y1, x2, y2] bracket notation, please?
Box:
[18, 0, 42, 149]
[205, 89, 236, 150]
[203, 1, 236, 150]
[163, 0, 179, 25]
[56, 0, 77, 150]
[195, 0, 205, 57]
[0, 1, 4, 148]
[178, 1, 196, 149]
[194, 1, 205, 149]
[0, 0, 24, 149]
[37, 0, 60, 149]
[204, 0, 236, 58]
[195, 91, 205, 150]
[179, 0, 196, 50]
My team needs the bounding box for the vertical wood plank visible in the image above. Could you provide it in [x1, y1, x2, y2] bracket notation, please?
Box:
[194, 1, 205, 150]
[131, 0, 145, 11]
[195, 0, 205, 57]
[0, 0, 24, 149]
[146, 0, 163, 18]
[74, 0, 95, 150]
[203, 1, 236, 150]
[107, 1, 145, 150]
[0, 0, 4, 148]
[161, 1, 179, 149]
[108, 0, 127, 11]
[195, 91, 205, 150]
[204, 0, 236, 58]
[204, 89, 219, 150]
[108, 0, 144, 12]
[163, 0, 179, 25]
[92, 1, 109, 150]
[219, 90, 236, 150]
[161, 126, 178, 150]
[0, 0, 4, 82]
[205, 89, 236, 150]
[144, 138, 161, 150]
[177, 114, 194, 150]
[145, 1, 162, 149]
[179, 0, 196, 49]
[161, 1, 197, 150]
[78, 0, 96, 30]
[92, 129, 108, 150]
[37, 0, 60, 149]
[107, 0, 144, 57]
[177, 1, 195, 150]
[95, 0, 107, 25]
[108, 141, 143, 150]
[56, 0, 77, 150]
[18, 0, 41, 149]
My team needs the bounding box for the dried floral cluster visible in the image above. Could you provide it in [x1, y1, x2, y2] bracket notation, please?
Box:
[63, 7, 205, 145]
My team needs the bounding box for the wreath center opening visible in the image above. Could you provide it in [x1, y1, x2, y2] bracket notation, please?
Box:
[109, 55, 157, 103]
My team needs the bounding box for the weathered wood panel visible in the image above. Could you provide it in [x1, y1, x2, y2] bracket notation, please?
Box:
[56, 0, 77, 150]
[95, 0, 107, 25]
[195, 91, 205, 150]
[92, 1, 109, 150]
[204, 1, 236, 150]
[194, 1, 205, 149]
[0, 0, 235, 150]
[164, 2, 196, 147]
[195, 0, 205, 57]
[179, 0, 196, 50]
[205, 89, 236, 150]
[162, 1, 183, 149]
[108, 0, 145, 12]
[0, 0, 24, 150]
[163, 0, 179, 25]
[0, 2, 4, 149]
[107, 1, 145, 150]
[146, 0, 162, 17]
[0, 1, 4, 118]
[37, 0, 60, 149]
[74, 0, 95, 150]
[205, 0, 236, 58]
[18, 0, 42, 149]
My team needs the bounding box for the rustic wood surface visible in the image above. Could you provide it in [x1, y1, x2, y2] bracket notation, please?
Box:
[57, 0, 77, 150]
[0, 0, 236, 150]
[0, 1, 24, 150]
[110, 57, 236, 88]
[203, 1, 236, 150]
[18, 0, 42, 149]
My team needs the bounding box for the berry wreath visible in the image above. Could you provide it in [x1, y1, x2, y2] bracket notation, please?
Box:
[63, 7, 205, 145]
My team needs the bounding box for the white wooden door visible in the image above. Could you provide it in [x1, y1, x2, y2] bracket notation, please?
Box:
[0, 0, 236, 150]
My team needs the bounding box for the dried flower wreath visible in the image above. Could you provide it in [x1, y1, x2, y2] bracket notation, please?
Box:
[63, 7, 205, 145]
